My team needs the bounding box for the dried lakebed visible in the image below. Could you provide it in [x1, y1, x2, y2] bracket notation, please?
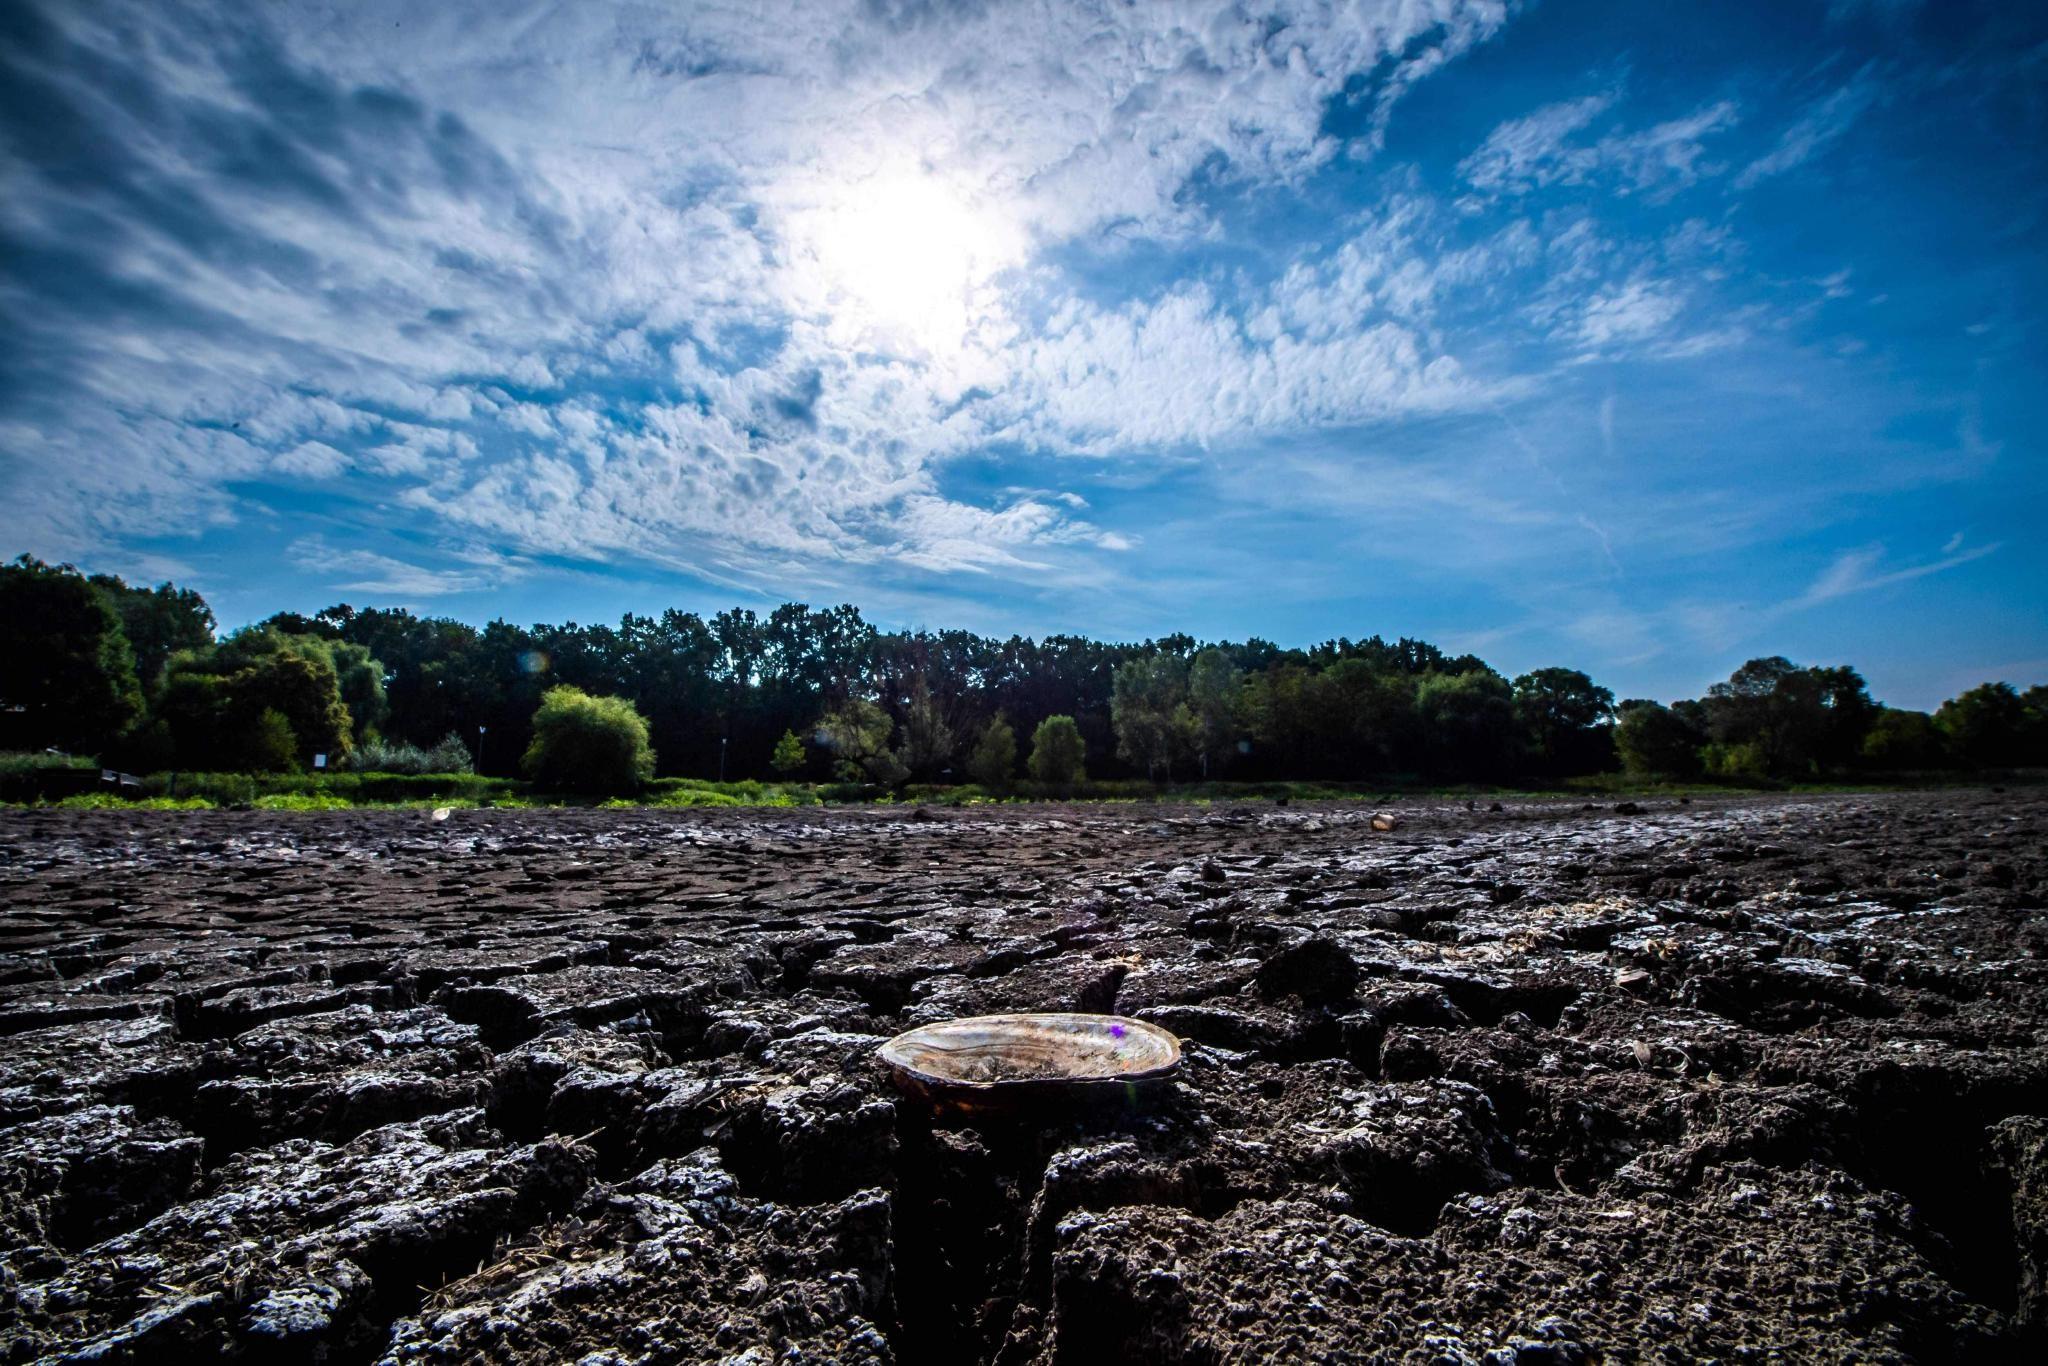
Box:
[1, 791, 2044, 1362]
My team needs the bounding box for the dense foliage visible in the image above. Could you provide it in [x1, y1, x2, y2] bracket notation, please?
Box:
[521, 686, 656, 794]
[0, 557, 143, 749]
[4, 551, 2046, 785]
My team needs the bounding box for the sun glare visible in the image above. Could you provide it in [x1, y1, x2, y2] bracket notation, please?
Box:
[808, 169, 1018, 354]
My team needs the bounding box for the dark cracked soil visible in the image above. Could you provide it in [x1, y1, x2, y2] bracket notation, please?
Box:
[2, 791, 2046, 1363]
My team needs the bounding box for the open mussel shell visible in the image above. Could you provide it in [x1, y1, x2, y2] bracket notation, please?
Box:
[879, 1012, 1181, 1113]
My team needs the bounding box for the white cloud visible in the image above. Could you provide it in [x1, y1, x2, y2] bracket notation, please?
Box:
[1735, 75, 1878, 189]
[288, 536, 526, 597]
[271, 441, 352, 479]
[1459, 93, 1618, 193]
[1461, 91, 1740, 198]
[1, 0, 1519, 588]
[1572, 278, 1686, 350]
[1794, 540, 2000, 608]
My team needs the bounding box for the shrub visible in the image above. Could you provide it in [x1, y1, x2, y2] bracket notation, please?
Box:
[1702, 741, 1769, 783]
[770, 729, 806, 776]
[1027, 714, 1087, 789]
[0, 751, 97, 775]
[156, 632, 354, 771]
[349, 732, 476, 774]
[522, 686, 655, 794]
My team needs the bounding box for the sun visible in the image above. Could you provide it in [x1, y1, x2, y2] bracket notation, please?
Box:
[806, 167, 1020, 355]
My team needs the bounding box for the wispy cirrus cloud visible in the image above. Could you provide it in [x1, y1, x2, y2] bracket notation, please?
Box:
[288, 537, 528, 599]
[1735, 73, 1880, 189]
[1793, 540, 2001, 608]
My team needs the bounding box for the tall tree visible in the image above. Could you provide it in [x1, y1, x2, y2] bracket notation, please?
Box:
[0, 556, 143, 751]
[1936, 682, 2029, 767]
[966, 714, 1018, 789]
[1415, 670, 1515, 779]
[158, 630, 357, 769]
[895, 674, 957, 779]
[1615, 699, 1705, 779]
[93, 574, 215, 688]
[1111, 653, 1188, 779]
[1184, 648, 1243, 778]
[1513, 667, 1615, 776]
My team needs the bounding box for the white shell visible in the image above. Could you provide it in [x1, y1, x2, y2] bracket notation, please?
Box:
[879, 1012, 1180, 1099]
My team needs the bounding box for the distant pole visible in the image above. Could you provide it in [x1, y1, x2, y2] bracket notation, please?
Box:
[719, 736, 728, 783]
[477, 724, 487, 774]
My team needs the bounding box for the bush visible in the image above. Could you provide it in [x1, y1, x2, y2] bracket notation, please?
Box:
[0, 751, 96, 775]
[1702, 741, 1770, 783]
[522, 686, 656, 794]
[349, 732, 476, 775]
[1027, 714, 1087, 789]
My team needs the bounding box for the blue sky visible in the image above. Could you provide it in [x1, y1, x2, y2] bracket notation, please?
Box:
[2, 0, 2042, 709]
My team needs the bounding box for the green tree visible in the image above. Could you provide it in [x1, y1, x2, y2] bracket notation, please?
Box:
[1028, 714, 1087, 789]
[1861, 708, 1948, 769]
[769, 728, 806, 776]
[1615, 700, 1705, 779]
[1184, 648, 1242, 778]
[1312, 659, 1418, 775]
[245, 708, 300, 773]
[1935, 682, 2028, 767]
[1112, 654, 1187, 779]
[157, 633, 356, 771]
[0, 556, 144, 751]
[966, 713, 1018, 789]
[1513, 667, 1615, 776]
[2023, 686, 2048, 766]
[264, 635, 388, 744]
[895, 674, 956, 778]
[1702, 657, 1873, 777]
[819, 699, 907, 785]
[1415, 670, 1515, 779]
[522, 686, 655, 793]
[90, 574, 214, 689]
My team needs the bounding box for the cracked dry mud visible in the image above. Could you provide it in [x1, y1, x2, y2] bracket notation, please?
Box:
[1, 791, 2044, 1363]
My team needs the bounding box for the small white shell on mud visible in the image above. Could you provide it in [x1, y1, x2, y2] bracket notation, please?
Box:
[878, 1012, 1180, 1110]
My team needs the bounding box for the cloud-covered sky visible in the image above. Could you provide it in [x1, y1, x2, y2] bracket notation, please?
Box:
[3, 0, 2043, 708]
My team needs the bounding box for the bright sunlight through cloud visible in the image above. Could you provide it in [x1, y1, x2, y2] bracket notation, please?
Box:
[804, 167, 1023, 356]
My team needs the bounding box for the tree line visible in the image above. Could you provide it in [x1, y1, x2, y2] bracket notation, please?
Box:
[3, 553, 2043, 787]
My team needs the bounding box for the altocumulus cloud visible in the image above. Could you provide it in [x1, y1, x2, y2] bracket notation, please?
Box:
[0, 0, 1514, 586]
